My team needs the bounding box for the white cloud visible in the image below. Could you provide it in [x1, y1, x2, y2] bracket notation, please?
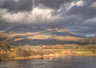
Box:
[57, 0, 84, 13]
[0, 5, 60, 24]
[66, 0, 84, 11]
[0, 9, 28, 23]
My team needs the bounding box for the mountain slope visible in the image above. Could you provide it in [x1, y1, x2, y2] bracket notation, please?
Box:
[6, 25, 45, 33]
[1, 26, 95, 46]
[5, 26, 88, 45]
[38, 27, 83, 37]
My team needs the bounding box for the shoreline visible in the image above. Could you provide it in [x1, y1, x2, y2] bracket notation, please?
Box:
[1, 51, 96, 61]
[0, 45, 96, 61]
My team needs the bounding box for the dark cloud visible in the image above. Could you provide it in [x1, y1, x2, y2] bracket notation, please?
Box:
[35, 0, 73, 9]
[0, 0, 96, 36]
[0, 0, 76, 12]
[65, 25, 96, 36]
[0, 0, 32, 12]
[68, 2, 96, 19]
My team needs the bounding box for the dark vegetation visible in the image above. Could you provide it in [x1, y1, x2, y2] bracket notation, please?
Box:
[9, 38, 96, 46]
[52, 32, 82, 37]
[0, 41, 11, 51]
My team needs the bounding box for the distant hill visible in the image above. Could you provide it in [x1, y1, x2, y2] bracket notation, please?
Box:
[6, 25, 45, 33]
[39, 26, 83, 37]
[0, 26, 96, 46]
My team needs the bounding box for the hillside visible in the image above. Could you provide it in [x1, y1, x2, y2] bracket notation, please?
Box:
[0, 26, 96, 46]
[6, 25, 45, 33]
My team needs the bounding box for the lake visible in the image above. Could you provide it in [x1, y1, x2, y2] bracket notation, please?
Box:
[0, 56, 96, 68]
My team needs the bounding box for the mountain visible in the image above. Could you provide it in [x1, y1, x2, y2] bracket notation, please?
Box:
[7, 25, 82, 37]
[6, 25, 45, 33]
[0, 26, 96, 46]
[39, 26, 83, 37]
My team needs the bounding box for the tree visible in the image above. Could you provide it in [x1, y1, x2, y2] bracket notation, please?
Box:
[0, 41, 11, 51]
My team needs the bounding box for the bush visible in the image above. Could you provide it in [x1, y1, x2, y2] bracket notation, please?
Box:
[16, 49, 32, 57]
[0, 41, 11, 51]
[0, 53, 13, 61]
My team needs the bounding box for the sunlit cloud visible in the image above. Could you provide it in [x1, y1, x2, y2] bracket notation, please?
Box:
[0, 5, 60, 24]
[66, 0, 84, 11]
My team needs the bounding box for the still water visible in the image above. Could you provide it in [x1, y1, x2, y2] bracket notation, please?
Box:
[0, 56, 96, 68]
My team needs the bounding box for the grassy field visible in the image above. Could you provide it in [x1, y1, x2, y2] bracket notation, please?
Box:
[0, 44, 96, 61]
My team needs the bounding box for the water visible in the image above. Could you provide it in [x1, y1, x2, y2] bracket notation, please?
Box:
[0, 56, 96, 68]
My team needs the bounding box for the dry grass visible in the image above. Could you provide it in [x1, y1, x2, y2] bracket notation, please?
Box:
[0, 44, 96, 61]
[27, 35, 51, 40]
[13, 38, 24, 42]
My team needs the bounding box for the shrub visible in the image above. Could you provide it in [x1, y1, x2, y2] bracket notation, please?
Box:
[16, 49, 32, 57]
[0, 41, 11, 51]
[0, 52, 13, 61]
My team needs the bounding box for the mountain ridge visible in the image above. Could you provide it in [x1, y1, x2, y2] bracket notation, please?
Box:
[0, 26, 96, 46]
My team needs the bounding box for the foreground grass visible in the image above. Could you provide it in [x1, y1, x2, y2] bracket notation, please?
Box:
[0, 44, 96, 61]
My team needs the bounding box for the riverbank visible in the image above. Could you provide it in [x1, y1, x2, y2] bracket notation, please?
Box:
[0, 45, 96, 61]
[14, 51, 96, 60]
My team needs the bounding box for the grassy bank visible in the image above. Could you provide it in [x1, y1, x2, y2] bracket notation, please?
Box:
[0, 44, 96, 61]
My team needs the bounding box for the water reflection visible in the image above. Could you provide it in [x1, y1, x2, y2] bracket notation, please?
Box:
[0, 56, 96, 68]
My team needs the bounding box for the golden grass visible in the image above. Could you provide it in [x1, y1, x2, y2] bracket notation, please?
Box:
[13, 38, 24, 42]
[53, 36, 82, 41]
[27, 35, 51, 39]
[0, 33, 8, 37]
[0, 44, 96, 61]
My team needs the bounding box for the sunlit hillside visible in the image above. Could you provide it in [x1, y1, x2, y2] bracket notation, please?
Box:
[0, 26, 96, 46]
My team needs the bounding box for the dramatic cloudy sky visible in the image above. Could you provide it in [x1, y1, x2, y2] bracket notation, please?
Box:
[0, 0, 96, 36]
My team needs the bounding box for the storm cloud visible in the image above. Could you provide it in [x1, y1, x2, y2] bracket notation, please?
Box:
[0, 0, 96, 36]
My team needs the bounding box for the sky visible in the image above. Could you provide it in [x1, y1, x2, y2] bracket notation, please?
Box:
[0, 0, 96, 36]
